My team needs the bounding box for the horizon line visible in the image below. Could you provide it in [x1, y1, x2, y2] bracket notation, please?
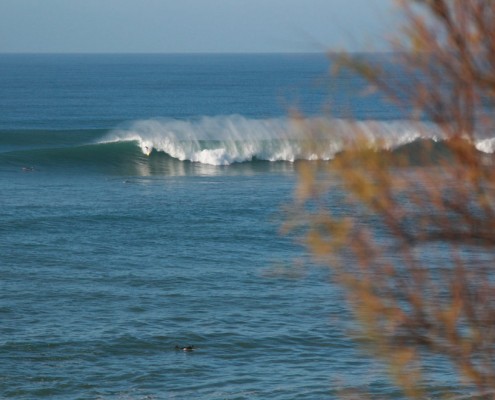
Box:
[0, 50, 395, 56]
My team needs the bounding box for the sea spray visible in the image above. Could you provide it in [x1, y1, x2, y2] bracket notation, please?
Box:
[102, 115, 446, 165]
[2, 116, 493, 170]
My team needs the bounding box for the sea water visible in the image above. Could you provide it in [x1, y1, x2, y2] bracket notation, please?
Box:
[0, 54, 481, 399]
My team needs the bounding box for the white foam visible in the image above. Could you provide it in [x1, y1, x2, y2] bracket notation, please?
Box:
[476, 138, 495, 154]
[101, 115, 455, 165]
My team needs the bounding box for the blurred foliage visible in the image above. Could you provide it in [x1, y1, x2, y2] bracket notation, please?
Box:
[289, 1, 495, 397]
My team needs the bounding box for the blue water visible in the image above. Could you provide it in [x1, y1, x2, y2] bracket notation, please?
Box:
[0, 54, 466, 399]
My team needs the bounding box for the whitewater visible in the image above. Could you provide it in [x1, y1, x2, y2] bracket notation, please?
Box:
[99, 115, 495, 166]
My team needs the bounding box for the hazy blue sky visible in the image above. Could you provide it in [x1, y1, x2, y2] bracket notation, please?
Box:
[0, 0, 395, 53]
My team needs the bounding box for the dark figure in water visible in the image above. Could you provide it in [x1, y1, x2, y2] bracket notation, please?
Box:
[175, 345, 195, 352]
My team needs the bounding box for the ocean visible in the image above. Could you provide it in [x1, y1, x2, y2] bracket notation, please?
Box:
[0, 53, 483, 399]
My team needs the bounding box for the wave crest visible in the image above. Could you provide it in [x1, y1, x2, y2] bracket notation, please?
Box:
[103, 116, 310, 165]
[101, 115, 492, 166]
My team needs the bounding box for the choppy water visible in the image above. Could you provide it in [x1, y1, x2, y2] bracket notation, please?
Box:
[0, 54, 484, 399]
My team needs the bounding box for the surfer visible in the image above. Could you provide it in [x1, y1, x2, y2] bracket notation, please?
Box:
[175, 345, 195, 352]
[22, 166, 35, 172]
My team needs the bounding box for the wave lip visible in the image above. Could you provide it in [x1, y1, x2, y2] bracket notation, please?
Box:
[97, 115, 495, 166]
[102, 115, 306, 165]
[102, 115, 432, 166]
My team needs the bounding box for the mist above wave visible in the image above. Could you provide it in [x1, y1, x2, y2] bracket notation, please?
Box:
[100, 115, 493, 166]
[104, 115, 317, 165]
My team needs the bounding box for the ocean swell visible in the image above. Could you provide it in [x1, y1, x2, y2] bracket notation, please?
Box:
[102, 115, 452, 166]
[2, 116, 494, 172]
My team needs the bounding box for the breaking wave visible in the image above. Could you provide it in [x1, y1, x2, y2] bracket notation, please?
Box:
[2, 115, 494, 172]
[102, 115, 462, 166]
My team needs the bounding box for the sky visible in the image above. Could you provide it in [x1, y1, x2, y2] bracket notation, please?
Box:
[0, 0, 396, 53]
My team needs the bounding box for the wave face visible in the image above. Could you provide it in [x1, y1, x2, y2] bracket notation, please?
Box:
[2, 115, 494, 172]
[102, 115, 464, 166]
[104, 115, 313, 165]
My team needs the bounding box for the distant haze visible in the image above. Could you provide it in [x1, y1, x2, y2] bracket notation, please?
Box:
[0, 0, 394, 53]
